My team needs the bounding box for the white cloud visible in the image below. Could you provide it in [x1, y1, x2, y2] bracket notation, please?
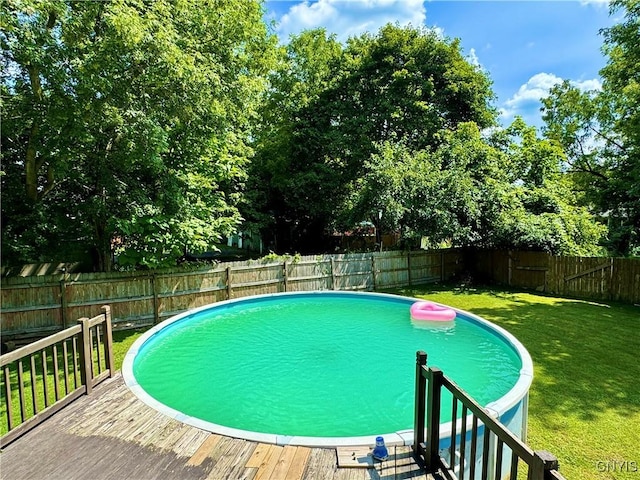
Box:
[276, 0, 427, 42]
[500, 73, 602, 123]
[580, 0, 610, 7]
[575, 78, 603, 91]
[503, 72, 563, 112]
[467, 48, 480, 68]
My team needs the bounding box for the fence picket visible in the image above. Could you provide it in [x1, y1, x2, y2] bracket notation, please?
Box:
[1, 250, 636, 343]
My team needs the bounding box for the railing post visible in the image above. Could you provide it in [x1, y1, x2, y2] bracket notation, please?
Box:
[101, 306, 114, 378]
[413, 351, 427, 457]
[77, 317, 93, 395]
[535, 450, 560, 480]
[426, 367, 444, 473]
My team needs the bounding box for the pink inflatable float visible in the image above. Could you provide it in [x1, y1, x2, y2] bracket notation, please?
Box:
[410, 301, 456, 322]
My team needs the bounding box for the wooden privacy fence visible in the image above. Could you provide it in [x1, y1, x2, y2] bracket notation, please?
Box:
[4, 249, 636, 343]
[1, 250, 463, 341]
[0, 306, 114, 447]
[470, 251, 640, 304]
[413, 351, 566, 480]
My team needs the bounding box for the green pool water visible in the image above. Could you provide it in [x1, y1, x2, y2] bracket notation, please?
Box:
[131, 293, 521, 438]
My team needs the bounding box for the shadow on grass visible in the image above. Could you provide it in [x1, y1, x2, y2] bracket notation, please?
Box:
[112, 327, 150, 371]
[384, 284, 640, 424]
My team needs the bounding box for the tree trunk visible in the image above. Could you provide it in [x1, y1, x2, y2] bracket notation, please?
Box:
[93, 221, 113, 272]
[24, 12, 57, 203]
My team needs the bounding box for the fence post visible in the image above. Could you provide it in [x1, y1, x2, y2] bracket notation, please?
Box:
[508, 250, 513, 287]
[408, 250, 412, 287]
[60, 275, 69, 329]
[151, 273, 160, 324]
[426, 366, 443, 472]
[330, 257, 336, 290]
[101, 305, 115, 378]
[608, 257, 614, 301]
[371, 255, 377, 290]
[77, 317, 93, 395]
[283, 261, 288, 292]
[226, 266, 232, 299]
[413, 351, 427, 457]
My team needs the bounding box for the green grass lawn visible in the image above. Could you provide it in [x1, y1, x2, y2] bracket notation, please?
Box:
[6, 286, 637, 479]
[385, 284, 640, 480]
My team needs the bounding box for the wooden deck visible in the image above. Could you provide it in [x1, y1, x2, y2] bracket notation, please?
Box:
[0, 373, 434, 480]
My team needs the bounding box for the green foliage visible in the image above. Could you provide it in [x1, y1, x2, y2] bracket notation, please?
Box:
[1, 0, 277, 270]
[542, 0, 640, 255]
[247, 22, 604, 256]
[350, 121, 605, 255]
[244, 29, 344, 251]
[248, 24, 496, 252]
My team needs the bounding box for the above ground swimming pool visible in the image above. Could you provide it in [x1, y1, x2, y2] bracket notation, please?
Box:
[123, 291, 533, 448]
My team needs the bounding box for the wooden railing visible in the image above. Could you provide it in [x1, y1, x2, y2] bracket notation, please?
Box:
[0, 306, 114, 447]
[413, 351, 566, 480]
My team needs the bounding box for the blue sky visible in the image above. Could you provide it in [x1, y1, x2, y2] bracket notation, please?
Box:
[264, 0, 617, 128]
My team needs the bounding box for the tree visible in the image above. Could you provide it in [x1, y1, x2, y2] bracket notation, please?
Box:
[542, 0, 640, 255]
[1, 0, 276, 270]
[249, 24, 497, 252]
[245, 29, 344, 252]
[348, 120, 605, 255]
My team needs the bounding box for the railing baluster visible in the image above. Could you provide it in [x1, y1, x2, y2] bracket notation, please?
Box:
[62, 340, 70, 395]
[41, 349, 49, 407]
[72, 336, 79, 390]
[495, 439, 504, 480]
[103, 306, 114, 377]
[450, 396, 458, 470]
[52, 344, 61, 401]
[89, 327, 95, 379]
[469, 415, 478, 480]
[481, 427, 491, 480]
[3, 366, 13, 431]
[29, 355, 38, 414]
[460, 405, 467, 479]
[426, 367, 444, 472]
[510, 452, 519, 479]
[102, 306, 114, 376]
[95, 325, 103, 374]
[17, 360, 26, 422]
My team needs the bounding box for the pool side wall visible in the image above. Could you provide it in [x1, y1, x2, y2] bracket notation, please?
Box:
[122, 291, 533, 454]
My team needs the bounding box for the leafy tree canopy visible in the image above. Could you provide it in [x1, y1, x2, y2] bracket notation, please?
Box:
[349, 120, 605, 256]
[1, 0, 277, 270]
[249, 24, 497, 252]
[542, 0, 640, 255]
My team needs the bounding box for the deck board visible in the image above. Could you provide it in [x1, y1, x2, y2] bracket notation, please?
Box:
[0, 373, 431, 480]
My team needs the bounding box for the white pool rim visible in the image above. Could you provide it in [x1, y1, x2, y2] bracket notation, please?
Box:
[122, 290, 534, 448]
